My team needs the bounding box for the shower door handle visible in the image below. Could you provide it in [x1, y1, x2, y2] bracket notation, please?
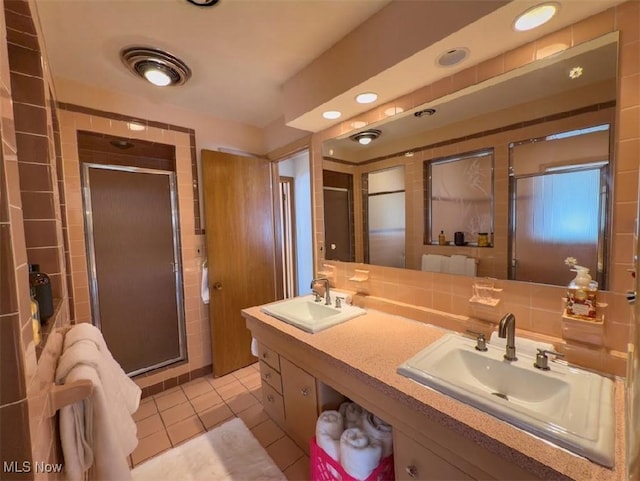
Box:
[212, 282, 223, 291]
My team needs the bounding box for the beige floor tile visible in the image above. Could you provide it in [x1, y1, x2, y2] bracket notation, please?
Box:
[155, 389, 188, 412]
[236, 403, 269, 429]
[226, 391, 259, 414]
[207, 373, 237, 389]
[133, 399, 158, 422]
[216, 380, 249, 400]
[250, 385, 262, 402]
[136, 413, 165, 439]
[166, 415, 205, 446]
[198, 403, 234, 430]
[182, 378, 214, 400]
[160, 401, 195, 427]
[238, 372, 262, 389]
[266, 435, 305, 471]
[233, 365, 257, 380]
[251, 363, 260, 371]
[251, 418, 285, 448]
[284, 455, 310, 481]
[189, 389, 224, 414]
[131, 430, 171, 466]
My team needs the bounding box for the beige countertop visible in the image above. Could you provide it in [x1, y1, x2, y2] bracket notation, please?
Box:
[243, 306, 626, 481]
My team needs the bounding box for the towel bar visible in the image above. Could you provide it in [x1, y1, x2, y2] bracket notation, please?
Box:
[47, 379, 94, 418]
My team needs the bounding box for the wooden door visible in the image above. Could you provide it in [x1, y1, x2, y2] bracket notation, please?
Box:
[202, 150, 277, 376]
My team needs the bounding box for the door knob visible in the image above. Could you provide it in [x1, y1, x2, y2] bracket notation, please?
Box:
[213, 282, 223, 290]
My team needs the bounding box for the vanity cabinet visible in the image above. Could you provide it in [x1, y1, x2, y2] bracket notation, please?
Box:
[393, 430, 473, 481]
[256, 340, 344, 453]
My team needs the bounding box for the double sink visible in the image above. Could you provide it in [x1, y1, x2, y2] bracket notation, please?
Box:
[260, 295, 615, 467]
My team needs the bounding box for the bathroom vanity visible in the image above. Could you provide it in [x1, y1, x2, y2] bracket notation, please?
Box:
[242, 305, 626, 480]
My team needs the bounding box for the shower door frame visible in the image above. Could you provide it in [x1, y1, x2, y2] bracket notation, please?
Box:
[81, 162, 187, 376]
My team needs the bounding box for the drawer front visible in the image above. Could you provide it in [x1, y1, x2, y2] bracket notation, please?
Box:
[394, 430, 473, 481]
[262, 382, 285, 425]
[259, 360, 283, 394]
[257, 342, 281, 372]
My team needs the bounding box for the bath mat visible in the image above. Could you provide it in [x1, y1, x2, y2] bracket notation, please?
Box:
[131, 418, 286, 481]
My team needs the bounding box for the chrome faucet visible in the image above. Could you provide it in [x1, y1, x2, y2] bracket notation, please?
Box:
[310, 277, 331, 306]
[498, 312, 517, 361]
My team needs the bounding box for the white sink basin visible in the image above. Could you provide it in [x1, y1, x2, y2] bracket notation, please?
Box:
[261, 295, 366, 333]
[398, 333, 615, 467]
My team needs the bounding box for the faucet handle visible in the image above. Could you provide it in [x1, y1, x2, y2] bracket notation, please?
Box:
[466, 330, 488, 352]
[534, 349, 565, 370]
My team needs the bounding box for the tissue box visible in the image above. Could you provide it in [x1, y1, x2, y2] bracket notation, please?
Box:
[310, 437, 394, 481]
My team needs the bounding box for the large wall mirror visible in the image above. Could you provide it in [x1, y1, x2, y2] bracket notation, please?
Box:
[321, 32, 617, 289]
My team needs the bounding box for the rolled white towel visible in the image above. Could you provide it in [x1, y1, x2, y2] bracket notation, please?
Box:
[340, 428, 382, 481]
[316, 410, 344, 468]
[361, 412, 393, 458]
[339, 402, 364, 429]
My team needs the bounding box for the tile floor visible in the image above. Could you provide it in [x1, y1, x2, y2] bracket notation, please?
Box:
[130, 363, 310, 480]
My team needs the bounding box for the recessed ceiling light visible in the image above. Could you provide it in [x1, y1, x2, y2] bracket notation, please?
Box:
[514, 3, 559, 32]
[437, 48, 469, 67]
[356, 92, 378, 104]
[569, 66, 583, 79]
[384, 107, 404, 117]
[350, 129, 381, 145]
[185, 0, 220, 6]
[414, 108, 437, 118]
[322, 110, 342, 120]
[121, 46, 191, 87]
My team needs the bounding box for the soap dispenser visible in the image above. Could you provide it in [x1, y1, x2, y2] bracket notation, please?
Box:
[438, 230, 446, 246]
[566, 265, 598, 320]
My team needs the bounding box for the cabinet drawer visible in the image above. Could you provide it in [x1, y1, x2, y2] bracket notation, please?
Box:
[394, 430, 473, 481]
[259, 360, 282, 394]
[281, 357, 318, 452]
[262, 382, 285, 425]
[257, 342, 281, 372]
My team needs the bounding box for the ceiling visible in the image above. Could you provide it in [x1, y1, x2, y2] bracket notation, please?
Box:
[34, 0, 391, 127]
[33, 0, 623, 131]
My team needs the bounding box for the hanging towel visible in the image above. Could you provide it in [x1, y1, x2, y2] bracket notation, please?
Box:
[316, 410, 344, 477]
[339, 402, 364, 429]
[201, 263, 210, 304]
[251, 338, 259, 357]
[448, 255, 468, 275]
[361, 412, 393, 458]
[339, 428, 382, 481]
[56, 336, 141, 481]
[421, 254, 443, 273]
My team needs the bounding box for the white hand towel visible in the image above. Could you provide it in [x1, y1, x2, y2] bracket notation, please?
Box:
[250, 338, 259, 357]
[421, 254, 443, 273]
[489, 331, 553, 358]
[201, 265, 210, 304]
[339, 428, 382, 481]
[448, 255, 468, 275]
[339, 402, 364, 429]
[361, 412, 393, 458]
[316, 410, 344, 441]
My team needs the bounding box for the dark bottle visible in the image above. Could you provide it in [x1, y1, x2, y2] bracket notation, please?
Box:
[28, 264, 54, 322]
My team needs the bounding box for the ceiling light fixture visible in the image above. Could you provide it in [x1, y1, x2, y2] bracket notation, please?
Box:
[436, 48, 469, 67]
[322, 110, 342, 120]
[356, 92, 378, 104]
[414, 108, 436, 118]
[185, 0, 220, 6]
[569, 66, 584, 79]
[350, 129, 381, 145]
[121, 46, 192, 87]
[514, 3, 559, 32]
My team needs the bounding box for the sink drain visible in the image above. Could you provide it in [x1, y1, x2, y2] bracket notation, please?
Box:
[492, 392, 509, 401]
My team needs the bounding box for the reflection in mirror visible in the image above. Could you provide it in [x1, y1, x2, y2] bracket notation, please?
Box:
[365, 166, 406, 268]
[428, 149, 493, 246]
[510, 124, 610, 288]
[321, 32, 618, 287]
[323, 170, 355, 262]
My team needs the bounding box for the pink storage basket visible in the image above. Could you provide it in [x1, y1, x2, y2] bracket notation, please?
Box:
[310, 437, 395, 481]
